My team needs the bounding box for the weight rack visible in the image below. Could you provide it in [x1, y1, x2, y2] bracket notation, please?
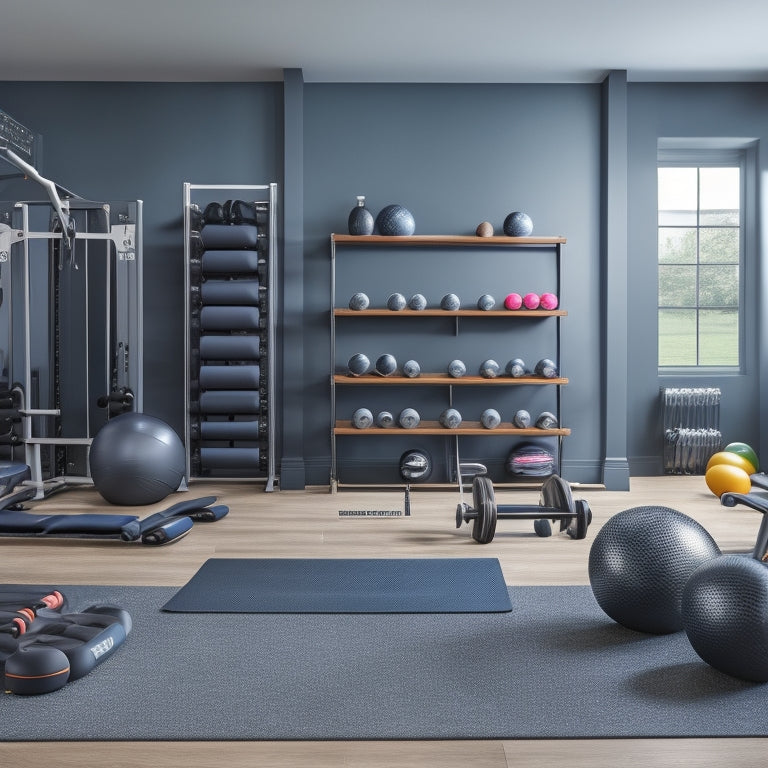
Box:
[183, 183, 277, 491]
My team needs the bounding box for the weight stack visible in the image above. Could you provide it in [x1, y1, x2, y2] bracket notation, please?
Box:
[184, 184, 277, 490]
[661, 387, 722, 474]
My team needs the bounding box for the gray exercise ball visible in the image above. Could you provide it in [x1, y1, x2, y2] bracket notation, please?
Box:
[682, 554, 768, 682]
[588, 506, 721, 634]
[89, 412, 185, 506]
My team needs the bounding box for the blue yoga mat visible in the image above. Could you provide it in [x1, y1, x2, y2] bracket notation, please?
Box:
[161, 557, 513, 613]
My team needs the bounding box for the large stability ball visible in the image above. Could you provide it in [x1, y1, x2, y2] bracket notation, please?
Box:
[588, 506, 721, 634]
[682, 555, 768, 682]
[89, 412, 185, 505]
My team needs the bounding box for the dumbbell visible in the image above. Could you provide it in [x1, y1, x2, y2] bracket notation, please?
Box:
[456, 472, 591, 544]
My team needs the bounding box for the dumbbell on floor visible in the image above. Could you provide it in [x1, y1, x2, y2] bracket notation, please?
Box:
[456, 472, 591, 544]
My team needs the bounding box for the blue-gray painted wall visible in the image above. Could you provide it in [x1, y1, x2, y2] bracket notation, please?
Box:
[0, 76, 764, 488]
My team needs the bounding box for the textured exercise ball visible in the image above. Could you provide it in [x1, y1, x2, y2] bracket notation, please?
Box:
[682, 555, 768, 682]
[503, 211, 533, 237]
[681, 555, 768, 683]
[375, 205, 415, 236]
[89, 412, 185, 506]
[588, 506, 721, 634]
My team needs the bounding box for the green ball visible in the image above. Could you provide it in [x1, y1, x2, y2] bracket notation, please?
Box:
[724, 442, 759, 473]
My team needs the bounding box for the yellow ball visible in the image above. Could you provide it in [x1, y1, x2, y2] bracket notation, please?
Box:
[705, 463, 752, 498]
[706, 450, 757, 476]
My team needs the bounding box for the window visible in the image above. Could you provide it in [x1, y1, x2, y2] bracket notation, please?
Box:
[657, 151, 743, 369]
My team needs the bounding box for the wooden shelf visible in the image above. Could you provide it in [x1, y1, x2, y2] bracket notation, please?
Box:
[331, 234, 566, 247]
[334, 308, 566, 318]
[334, 420, 571, 436]
[334, 374, 568, 386]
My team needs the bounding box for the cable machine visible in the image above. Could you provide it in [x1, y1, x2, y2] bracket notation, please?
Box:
[0, 110, 143, 497]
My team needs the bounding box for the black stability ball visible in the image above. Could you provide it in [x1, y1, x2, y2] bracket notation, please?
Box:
[588, 505, 721, 634]
[682, 554, 768, 682]
[89, 412, 186, 506]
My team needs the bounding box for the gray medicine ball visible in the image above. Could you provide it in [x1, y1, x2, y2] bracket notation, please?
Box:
[398, 408, 421, 429]
[408, 293, 427, 311]
[481, 408, 501, 429]
[89, 412, 185, 506]
[374, 354, 398, 376]
[506, 358, 526, 378]
[352, 408, 374, 429]
[347, 353, 370, 376]
[477, 294, 496, 311]
[402, 360, 421, 378]
[387, 292, 407, 311]
[589, 506, 721, 634]
[448, 360, 467, 378]
[513, 409, 531, 428]
[375, 411, 395, 428]
[348, 292, 370, 310]
[439, 408, 462, 429]
[440, 293, 461, 311]
[479, 359, 500, 378]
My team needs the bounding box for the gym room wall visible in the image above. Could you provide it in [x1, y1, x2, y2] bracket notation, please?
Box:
[626, 82, 768, 475]
[1, 77, 766, 488]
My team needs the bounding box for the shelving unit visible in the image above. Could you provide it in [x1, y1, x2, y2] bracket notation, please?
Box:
[183, 183, 278, 491]
[330, 233, 569, 490]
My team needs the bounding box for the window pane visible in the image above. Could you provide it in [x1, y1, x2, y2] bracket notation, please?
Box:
[658, 167, 697, 226]
[699, 309, 739, 365]
[659, 309, 697, 366]
[659, 227, 697, 263]
[659, 265, 697, 307]
[699, 265, 738, 306]
[699, 167, 740, 225]
[699, 227, 738, 263]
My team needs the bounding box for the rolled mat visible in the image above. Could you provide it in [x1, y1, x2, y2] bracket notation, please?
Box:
[202, 250, 261, 275]
[200, 447, 260, 469]
[199, 335, 261, 361]
[200, 306, 260, 331]
[200, 224, 260, 250]
[201, 279, 260, 306]
[200, 421, 262, 441]
[199, 391, 261, 414]
[199, 365, 260, 390]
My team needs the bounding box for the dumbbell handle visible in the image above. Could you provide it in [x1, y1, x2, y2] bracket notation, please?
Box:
[461, 504, 570, 524]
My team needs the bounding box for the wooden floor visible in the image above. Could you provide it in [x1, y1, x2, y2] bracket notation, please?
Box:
[1, 475, 766, 765]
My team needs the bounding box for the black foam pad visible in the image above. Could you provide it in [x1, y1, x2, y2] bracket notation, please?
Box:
[202, 250, 261, 275]
[200, 306, 260, 331]
[200, 224, 260, 250]
[201, 279, 260, 306]
[199, 365, 260, 390]
[199, 391, 261, 414]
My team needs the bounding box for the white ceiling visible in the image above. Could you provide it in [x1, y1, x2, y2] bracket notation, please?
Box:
[2, 0, 767, 83]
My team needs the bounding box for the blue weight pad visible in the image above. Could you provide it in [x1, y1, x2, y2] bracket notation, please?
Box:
[0, 510, 138, 535]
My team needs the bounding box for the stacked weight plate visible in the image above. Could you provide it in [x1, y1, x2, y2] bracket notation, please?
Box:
[184, 185, 277, 490]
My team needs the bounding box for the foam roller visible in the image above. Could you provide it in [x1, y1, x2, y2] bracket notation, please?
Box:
[201, 279, 260, 306]
[202, 250, 261, 275]
[199, 391, 261, 414]
[200, 224, 260, 250]
[200, 421, 262, 441]
[199, 365, 260, 390]
[200, 447, 261, 469]
[199, 335, 262, 360]
[200, 306, 260, 331]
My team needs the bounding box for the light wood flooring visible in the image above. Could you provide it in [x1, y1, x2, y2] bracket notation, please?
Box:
[0, 475, 766, 766]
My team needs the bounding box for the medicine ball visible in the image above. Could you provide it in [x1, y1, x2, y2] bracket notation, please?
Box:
[89, 412, 185, 506]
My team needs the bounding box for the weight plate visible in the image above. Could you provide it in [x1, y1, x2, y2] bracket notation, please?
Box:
[456, 503, 468, 529]
[540, 474, 575, 532]
[533, 518, 552, 538]
[471, 475, 497, 544]
[567, 500, 590, 540]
